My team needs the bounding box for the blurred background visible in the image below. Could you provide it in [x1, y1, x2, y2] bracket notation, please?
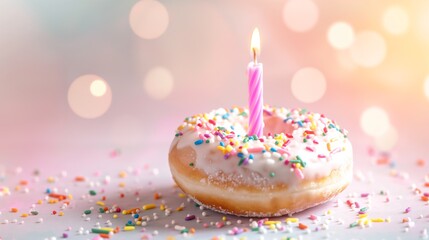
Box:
[1, 0, 428, 172]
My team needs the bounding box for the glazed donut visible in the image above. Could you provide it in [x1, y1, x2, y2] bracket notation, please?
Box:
[169, 106, 353, 217]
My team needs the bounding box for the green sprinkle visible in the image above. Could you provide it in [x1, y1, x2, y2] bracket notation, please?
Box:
[349, 222, 358, 228]
[290, 159, 301, 164]
[269, 172, 276, 177]
[84, 210, 92, 215]
[175, 133, 180, 137]
[181, 228, 189, 234]
[91, 228, 111, 234]
[238, 158, 245, 166]
[205, 140, 210, 143]
[89, 190, 96, 196]
[30, 211, 39, 215]
[303, 138, 307, 143]
[360, 207, 368, 212]
[99, 208, 105, 213]
[189, 162, 194, 167]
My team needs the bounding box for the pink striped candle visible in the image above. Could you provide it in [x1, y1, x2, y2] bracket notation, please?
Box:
[248, 28, 264, 137]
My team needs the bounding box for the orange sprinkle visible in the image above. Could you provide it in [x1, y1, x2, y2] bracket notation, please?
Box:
[99, 233, 110, 238]
[19, 180, 28, 186]
[422, 196, 429, 201]
[424, 182, 429, 187]
[11, 208, 18, 213]
[21, 213, 28, 217]
[417, 159, 425, 167]
[402, 218, 409, 223]
[49, 193, 67, 201]
[298, 223, 308, 230]
[74, 176, 86, 182]
[376, 156, 390, 165]
[154, 192, 162, 200]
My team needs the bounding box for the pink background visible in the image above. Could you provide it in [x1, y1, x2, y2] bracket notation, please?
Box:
[1, 0, 428, 171]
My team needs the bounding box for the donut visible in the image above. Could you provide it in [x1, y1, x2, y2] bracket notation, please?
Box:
[169, 106, 353, 217]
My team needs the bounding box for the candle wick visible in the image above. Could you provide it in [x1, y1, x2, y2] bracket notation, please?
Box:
[252, 48, 257, 64]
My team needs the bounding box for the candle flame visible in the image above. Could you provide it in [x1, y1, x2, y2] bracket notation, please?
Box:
[251, 28, 260, 63]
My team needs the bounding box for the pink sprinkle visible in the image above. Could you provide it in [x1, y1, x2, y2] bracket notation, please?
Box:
[313, 140, 319, 144]
[276, 148, 287, 154]
[309, 214, 318, 220]
[318, 154, 326, 158]
[361, 193, 369, 198]
[330, 147, 341, 155]
[405, 207, 411, 213]
[354, 202, 360, 208]
[247, 147, 265, 153]
[294, 168, 304, 179]
[424, 193, 429, 197]
[305, 146, 314, 152]
[216, 222, 225, 228]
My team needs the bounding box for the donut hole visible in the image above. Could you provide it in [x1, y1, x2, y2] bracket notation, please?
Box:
[263, 116, 295, 136]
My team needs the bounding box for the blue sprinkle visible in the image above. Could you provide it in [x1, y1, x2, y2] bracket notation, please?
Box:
[194, 139, 204, 145]
[283, 117, 292, 123]
[230, 125, 235, 130]
[237, 152, 244, 158]
[262, 149, 266, 153]
[270, 147, 277, 152]
[133, 214, 139, 218]
[222, 114, 229, 119]
[46, 188, 51, 194]
[249, 154, 254, 159]
[220, 142, 225, 147]
[297, 121, 304, 127]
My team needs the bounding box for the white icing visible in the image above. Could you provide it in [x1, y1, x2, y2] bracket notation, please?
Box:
[171, 107, 353, 189]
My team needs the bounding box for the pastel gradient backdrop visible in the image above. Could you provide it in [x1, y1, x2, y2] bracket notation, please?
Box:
[1, 0, 429, 172]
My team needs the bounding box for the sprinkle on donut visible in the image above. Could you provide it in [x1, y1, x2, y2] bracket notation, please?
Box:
[174, 106, 349, 180]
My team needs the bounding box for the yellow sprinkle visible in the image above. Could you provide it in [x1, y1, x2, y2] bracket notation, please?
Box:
[21, 213, 28, 218]
[123, 226, 135, 231]
[68, 194, 73, 200]
[358, 214, 368, 219]
[370, 218, 385, 222]
[47, 177, 56, 183]
[178, 125, 185, 131]
[160, 204, 166, 211]
[136, 221, 141, 225]
[285, 218, 299, 223]
[100, 227, 114, 231]
[327, 210, 332, 215]
[122, 210, 128, 215]
[264, 221, 281, 225]
[217, 146, 226, 153]
[385, 218, 391, 223]
[178, 193, 186, 198]
[166, 236, 176, 240]
[176, 206, 184, 211]
[118, 182, 126, 187]
[48, 199, 58, 204]
[58, 211, 64, 216]
[225, 145, 233, 152]
[269, 224, 276, 230]
[143, 204, 156, 210]
[37, 200, 43, 205]
[222, 216, 227, 221]
[96, 201, 105, 206]
[113, 214, 118, 219]
[118, 171, 127, 178]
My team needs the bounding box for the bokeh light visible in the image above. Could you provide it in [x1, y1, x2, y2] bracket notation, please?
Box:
[68, 75, 112, 119]
[144, 67, 174, 100]
[424, 76, 429, 101]
[282, 0, 319, 32]
[327, 22, 355, 50]
[350, 31, 386, 68]
[360, 106, 390, 137]
[374, 126, 398, 151]
[291, 67, 326, 103]
[90, 79, 107, 97]
[382, 5, 409, 35]
[129, 0, 169, 40]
